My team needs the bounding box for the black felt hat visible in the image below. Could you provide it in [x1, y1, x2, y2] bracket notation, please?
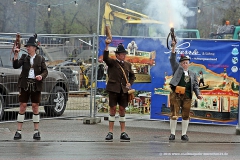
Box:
[114, 43, 128, 54]
[24, 34, 39, 49]
[179, 54, 190, 62]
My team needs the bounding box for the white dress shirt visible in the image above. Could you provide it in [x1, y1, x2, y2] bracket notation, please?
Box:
[28, 54, 36, 79]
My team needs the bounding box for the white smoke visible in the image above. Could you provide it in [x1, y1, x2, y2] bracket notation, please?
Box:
[143, 0, 195, 37]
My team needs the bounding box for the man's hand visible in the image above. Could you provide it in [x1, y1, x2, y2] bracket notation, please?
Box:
[13, 48, 20, 60]
[35, 75, 42, 81]
[197, 95, 203, 100]
[171, 41, 176, 53]
[14, 48, 20, 53]
[126, 83, 131, 89]
[105, 38, 111, 45]
[105, 38, 111, 51]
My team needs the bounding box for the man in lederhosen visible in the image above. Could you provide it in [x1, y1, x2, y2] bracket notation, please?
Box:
[103, 39, 135, 141]
[169, 41, 203, 141]
[13, 35, 48, 140]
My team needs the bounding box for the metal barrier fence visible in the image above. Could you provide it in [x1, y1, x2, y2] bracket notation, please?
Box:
[0, 33, 98, 122]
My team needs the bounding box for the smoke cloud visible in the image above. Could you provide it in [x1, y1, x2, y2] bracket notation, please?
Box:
[143, 0, 195, 37]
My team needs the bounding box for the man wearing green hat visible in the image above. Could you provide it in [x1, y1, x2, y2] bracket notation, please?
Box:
[12, 34, 48, 140]
[168, 41, 203, 141]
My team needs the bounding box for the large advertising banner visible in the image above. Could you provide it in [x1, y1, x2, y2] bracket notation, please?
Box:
[98, 35, 240, 125]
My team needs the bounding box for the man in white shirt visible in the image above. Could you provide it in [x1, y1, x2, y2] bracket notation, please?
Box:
[12, 35, 48, 140]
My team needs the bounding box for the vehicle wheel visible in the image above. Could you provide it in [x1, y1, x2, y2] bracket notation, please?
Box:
[44, 86, 67, 117]
[0, 93, 4, 120]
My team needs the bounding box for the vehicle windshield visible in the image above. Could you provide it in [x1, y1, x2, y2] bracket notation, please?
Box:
[175, 31, 198, 38]
[0, 48, 26, 68]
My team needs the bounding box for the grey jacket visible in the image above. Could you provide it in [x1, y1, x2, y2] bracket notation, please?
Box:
[169, 52, 201, 98]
